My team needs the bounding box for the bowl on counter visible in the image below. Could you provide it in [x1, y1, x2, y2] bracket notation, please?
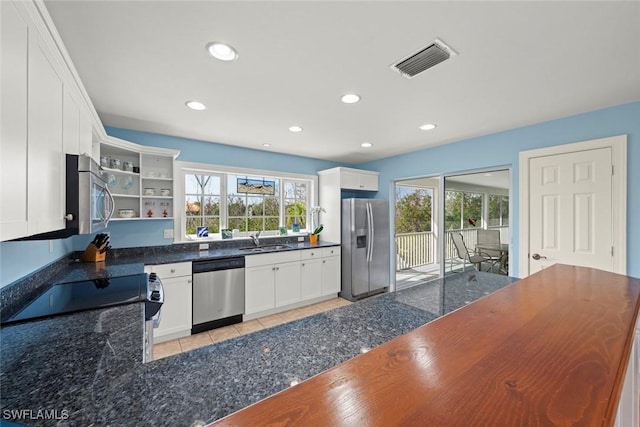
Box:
[160, 189, 171, 197]
[118, 209, 136, 218]
[144, 188, 155, 196]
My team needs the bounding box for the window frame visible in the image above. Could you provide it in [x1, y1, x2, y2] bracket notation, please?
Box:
[487, 193, 509, 228]
[445, 189, 484, 230]
[174, 161, 318, 242]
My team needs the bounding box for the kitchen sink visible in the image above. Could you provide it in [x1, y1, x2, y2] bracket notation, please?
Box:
[238, 244, 291, 252]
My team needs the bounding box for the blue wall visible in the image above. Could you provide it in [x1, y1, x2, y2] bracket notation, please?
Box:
[0, 131, 344, 288]
[361, 101, 640, 278]
[2, 102, 638, 287]
[0, 237, 75, 288]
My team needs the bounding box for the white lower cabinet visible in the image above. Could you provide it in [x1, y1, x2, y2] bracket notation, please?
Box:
[301, 258, 322, 300]
[245, 246, 341, 318]
[321, 247, 341, 294]
[245, 251, 302, 315]
[300, 248, 323, 300]
[144, 262, 192, 343]
[245, 264, 276, 315]
[274, 262, 302, 307]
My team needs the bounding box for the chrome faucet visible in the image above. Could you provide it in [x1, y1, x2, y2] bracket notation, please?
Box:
[250, 231, 261, 247]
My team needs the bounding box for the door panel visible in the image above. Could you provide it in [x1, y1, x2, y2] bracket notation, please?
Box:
[369, 200, 390, 291]
[529, 148, 612, 274]
[351, 199, 370, 296]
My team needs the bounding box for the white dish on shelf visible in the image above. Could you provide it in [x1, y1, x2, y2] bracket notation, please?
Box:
[144, 188, 155, 196]
[118, 209, 136, 218]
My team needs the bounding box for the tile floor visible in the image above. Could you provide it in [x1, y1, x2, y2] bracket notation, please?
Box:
[153, 297, 352, 360]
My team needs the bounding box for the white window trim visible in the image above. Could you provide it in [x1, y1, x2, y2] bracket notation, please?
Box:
[173, 160, 319, 243]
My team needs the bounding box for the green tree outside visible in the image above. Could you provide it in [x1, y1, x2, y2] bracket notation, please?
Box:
[395, 188, 432, 234]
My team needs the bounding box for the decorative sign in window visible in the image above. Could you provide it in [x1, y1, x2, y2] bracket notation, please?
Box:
[237, 178, 275, 195]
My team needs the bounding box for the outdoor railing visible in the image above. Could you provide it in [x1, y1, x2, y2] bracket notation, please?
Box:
[395, 231, 435, 270]
[395, 226, 508, 270]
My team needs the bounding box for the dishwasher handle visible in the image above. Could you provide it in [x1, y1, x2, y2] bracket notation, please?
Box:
[192, 257, 245, 273]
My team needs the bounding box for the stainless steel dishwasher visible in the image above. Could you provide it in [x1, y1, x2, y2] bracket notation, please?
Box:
[192, 257, 245, 334]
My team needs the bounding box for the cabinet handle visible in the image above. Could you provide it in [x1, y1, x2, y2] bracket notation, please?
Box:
[276, 267, 279, 271]
[187, 279, 192, 283]
[323, 260, 326, 263]
[272, 267, 276, 271]
[171, 268, 176, 273]
[302, 263, 305, 266]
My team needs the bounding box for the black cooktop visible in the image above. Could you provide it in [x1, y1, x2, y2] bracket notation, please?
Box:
[2, 273, 148, 325]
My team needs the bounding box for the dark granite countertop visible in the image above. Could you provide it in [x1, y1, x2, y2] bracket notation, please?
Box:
[107, 240, 340, 266]
[0, 266, 515, 426]
[0, 237, 338, 321]
[0, 303, 145, 425]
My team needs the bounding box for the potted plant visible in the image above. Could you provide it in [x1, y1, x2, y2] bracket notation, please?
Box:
[309, 206, 326, 244]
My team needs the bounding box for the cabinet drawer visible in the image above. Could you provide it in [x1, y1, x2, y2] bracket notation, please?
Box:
[145, 262, 192, 279]
[300, 249, 322, 260]
[321, 246, 341, 257]
[245, 250, 301, 267]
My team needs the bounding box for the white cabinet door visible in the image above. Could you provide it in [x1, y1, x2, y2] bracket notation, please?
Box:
[300, 258, 322, 300]
[322, 255, 341, 295]
[78, 109, 93, 157]
[62, 89, 81, 155]
[153, 276, 192, 341]
[246, 265, 276, 315]
[275, 261, 301, 307]
[27, 28, 65, 235]
[358, 172, 379, 191]
[340, 169, 379, 191]
[0, 1, 29, 240]
[145, 262, 192, 342]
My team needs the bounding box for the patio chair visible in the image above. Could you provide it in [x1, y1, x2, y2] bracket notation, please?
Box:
[477, 229, 502, 272]
[451, 232, 492, 272]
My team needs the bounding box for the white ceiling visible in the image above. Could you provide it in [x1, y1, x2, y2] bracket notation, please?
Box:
[45, 1, 640, 164]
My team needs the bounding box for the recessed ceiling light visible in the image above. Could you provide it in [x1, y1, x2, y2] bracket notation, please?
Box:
[361, 142, 373, 148]
[419, 123, 437, 130]
[185, 101, 206, 111]
[206, 42, 238, 61]
[288, 126, 303, 133]
[341, 94, 361, 104]
[263, 143, 271, 147]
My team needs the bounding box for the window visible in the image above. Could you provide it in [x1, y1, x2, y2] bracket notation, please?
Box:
[228, 174, 281, 232]
[283, 180, 308, 229]
[185, 173, 222, 235]
[488, 194, 509, 227]
[445, 190, 483, 230]
[179, 164, 315, 240]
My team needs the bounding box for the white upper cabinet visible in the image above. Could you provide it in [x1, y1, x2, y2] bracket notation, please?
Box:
[318, 167, 379, 243]
[0, 0, 106, 241]
[27, 26, 65, 235]
[0, 1, 29, 240]
[63, 89, 92, 156]
[339, 168, 379, 191]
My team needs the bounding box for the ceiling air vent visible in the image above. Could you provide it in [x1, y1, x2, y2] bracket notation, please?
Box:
[391, 38, 457, 79]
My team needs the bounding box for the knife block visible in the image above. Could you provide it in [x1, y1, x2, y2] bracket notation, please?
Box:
[81, 243, 106, 262]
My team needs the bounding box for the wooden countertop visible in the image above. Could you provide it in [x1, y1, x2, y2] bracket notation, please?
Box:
[210, 265, 640, 426]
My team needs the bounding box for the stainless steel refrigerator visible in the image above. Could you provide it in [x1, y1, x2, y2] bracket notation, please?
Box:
[340, 198, 390, 301]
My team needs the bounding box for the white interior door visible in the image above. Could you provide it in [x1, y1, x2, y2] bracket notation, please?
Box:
[528, 148, 613, 274]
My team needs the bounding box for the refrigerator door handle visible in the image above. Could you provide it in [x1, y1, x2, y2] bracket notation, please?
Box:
[369, 202, 375, 262]
[365, 202, 370, 262]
